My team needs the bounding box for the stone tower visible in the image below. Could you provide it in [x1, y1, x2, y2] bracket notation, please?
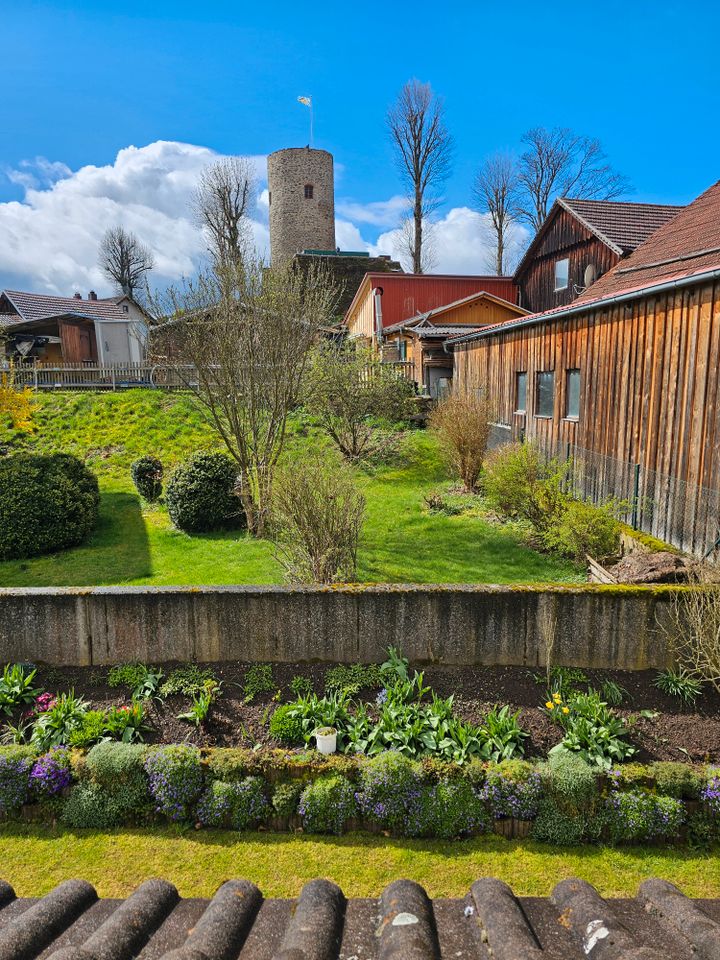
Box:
[267, 147, 336, 265]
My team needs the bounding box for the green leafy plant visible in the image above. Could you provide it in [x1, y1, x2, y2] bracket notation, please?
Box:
[541, 497, 622, 563]
[0, 664, 42, 716]
[548, 690, 635, 769]
[298, 774, 357, 834]
[535, 666, 589, 699]
[271, 781, 303, 818]
[480, 706, 528, 762]
[108, 663, 165, 701]
[177, 681, 222, 728]
[380, 647, 410, 684]
[31, 691, 88, 751]
[243, 664, 274, 703]
[160, 664, 217, 699]
[654, 668, 703, 705]
[324, 663, 382, 697]
[532, 752, 598, 845]
[196, 777, 269, 830]
[289, 675, 314, 698]
[278, 692, 352, 749]
[599, 679, 628, 706]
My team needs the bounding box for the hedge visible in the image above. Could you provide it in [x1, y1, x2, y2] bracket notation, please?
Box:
[0, 744, 718, 846]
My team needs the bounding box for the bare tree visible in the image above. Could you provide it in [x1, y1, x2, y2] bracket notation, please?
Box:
[397, 216, 437, 274]
[473, 152, 520, 275]
[99, 226, 154, 298]
[429, 393, 494, 493]
[154, 257, 340, 537]
[192, 156, 256, 266]
[516, 127, 630, 232]
[387, 79, 453, 274]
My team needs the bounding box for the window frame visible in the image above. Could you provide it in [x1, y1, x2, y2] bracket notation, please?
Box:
[554, 257, 570, 292]
[515, 371, 528, 414]
[535, 370, 555, 419]
[304, 184, 314, 199]
[565, 368, 581, 421]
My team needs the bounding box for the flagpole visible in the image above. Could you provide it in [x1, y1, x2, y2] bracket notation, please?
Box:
[310, 102, 314, 147]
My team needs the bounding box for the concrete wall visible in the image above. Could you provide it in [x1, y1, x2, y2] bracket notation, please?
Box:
[0, 585, 680, 669]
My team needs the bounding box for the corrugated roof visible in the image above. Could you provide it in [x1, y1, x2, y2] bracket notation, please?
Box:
[0, 875, 717, 958]
[2, 290, 130, 323]
[451, 180, 720, 346]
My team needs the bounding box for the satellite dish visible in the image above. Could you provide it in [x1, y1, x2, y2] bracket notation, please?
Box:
[584, 263, 598, 287]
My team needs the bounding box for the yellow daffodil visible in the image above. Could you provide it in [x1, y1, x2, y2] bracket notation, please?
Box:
[562, 706, 570, 714]
[545, 701, 554, 710]
[553, 693, 562, 702]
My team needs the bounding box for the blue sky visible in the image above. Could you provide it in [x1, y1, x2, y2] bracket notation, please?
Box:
[1, 0, 719, 292]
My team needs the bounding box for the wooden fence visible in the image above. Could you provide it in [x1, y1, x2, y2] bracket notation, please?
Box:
[8, 363, 193, 391]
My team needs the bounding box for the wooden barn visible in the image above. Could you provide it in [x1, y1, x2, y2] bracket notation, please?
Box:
[382, 291, 529, 397]
[514, 198, 684, 314]
[451, 180, 720, 556]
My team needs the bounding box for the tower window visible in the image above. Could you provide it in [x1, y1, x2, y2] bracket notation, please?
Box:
[304, 184, 314, 199]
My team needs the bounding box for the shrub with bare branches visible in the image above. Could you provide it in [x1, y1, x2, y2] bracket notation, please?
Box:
[271, 455, 365, 584]
[429, 394, 493, 493]
[663, 564, 720, 693]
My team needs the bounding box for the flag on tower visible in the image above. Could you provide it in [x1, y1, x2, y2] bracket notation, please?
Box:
[297, 96, 312, 106]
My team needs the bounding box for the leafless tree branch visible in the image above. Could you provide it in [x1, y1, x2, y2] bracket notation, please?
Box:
[192, 156, 256, 267]
[99, 226, 154, 299]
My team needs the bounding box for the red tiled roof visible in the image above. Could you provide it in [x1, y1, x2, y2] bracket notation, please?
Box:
[561, 198, 684, 255]
[450, 180, 720, 346]
[2, 290, 130, 323]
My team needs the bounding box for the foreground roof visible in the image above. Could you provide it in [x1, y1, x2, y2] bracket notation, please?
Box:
[1, 290, 132, 324]
[0, 875, 717, 958]
[451, 180, 720, 345]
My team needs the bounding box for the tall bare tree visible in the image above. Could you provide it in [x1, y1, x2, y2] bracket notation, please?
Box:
[155, 258, 339, 537]
[473, 152, 520, 275]
[397, 216, 437, 274]
[516, 127, 630, 232]
[99, 226, 154, 298]
[387, 79, 453, 274]
[192, 156, 256, 266]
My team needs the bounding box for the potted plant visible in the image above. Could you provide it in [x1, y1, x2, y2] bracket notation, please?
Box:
[314, 726, 337, 755]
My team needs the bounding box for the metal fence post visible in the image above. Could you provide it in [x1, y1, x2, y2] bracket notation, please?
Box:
[631, 462, 641, 529]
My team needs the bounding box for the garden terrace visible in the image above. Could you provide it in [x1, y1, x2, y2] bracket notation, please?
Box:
[0, 875, 719, 959]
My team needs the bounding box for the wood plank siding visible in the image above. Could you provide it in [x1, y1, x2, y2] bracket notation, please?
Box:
[516, 208, 620, 314]
[453, 278, 720, 549]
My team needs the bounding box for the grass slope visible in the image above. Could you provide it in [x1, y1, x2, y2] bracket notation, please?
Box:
[0, 390, 581, 587]
[0, 826, 716, 899]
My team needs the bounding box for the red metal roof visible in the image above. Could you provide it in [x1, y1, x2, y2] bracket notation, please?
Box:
[345, 273, 518, 329]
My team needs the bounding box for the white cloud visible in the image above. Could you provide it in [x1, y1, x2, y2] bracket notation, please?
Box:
[335, 194, 409, 227]
[371, 206, 529, 274]
[0, 142, 269, 296]
[0, 144, 529, 295]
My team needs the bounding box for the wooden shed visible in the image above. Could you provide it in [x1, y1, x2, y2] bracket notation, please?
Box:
[451, 180, 720, 555]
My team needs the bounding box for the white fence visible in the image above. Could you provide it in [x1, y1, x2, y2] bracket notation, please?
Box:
[8, 363, 193, 391]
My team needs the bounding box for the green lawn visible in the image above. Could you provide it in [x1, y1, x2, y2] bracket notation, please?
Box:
[0, 390, 582, 587]
[0, 826, 716, 899]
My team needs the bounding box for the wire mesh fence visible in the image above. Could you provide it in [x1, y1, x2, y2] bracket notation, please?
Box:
[485, 428, 720, 558]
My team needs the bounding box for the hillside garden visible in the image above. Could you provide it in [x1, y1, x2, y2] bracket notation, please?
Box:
[0, 389, 585, 586]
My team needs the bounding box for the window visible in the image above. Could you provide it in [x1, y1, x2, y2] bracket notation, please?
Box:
[515, 371, 527, 413]
[554, 258, 569, 291]
[304, 184, 314, 199]
[566, 369, 580, 419]
[535, 371, 555, 418]
[398, 340, 407, 361]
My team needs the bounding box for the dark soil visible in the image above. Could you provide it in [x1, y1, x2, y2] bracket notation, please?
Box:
[34, 661, 720, 764]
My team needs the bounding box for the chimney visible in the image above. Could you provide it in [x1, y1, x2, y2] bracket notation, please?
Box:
[73, 292, 82, 299]
[88, 291, 97, 301]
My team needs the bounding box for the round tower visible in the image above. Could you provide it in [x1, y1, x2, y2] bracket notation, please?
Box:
[267, 147, 336, 265]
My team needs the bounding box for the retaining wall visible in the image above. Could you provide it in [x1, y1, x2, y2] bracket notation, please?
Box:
[0, 584, 680, 669]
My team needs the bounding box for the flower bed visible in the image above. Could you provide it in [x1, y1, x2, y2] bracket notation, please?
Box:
[1, 742, 718, 847]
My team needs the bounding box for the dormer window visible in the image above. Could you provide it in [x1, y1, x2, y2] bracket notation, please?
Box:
[304, 184, 314, 199]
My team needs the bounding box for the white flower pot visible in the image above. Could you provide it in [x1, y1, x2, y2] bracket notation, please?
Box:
[315, 729, 337, 755]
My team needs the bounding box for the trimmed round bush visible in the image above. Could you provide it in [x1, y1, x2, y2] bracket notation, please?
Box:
[130, 455, 164, 502]
[357, 752, 422, 832]
[30, 749, 72, 799]
[165, 452, 243, 533]
[0, 453, 99, 560]
[269, 704, 304, 744]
